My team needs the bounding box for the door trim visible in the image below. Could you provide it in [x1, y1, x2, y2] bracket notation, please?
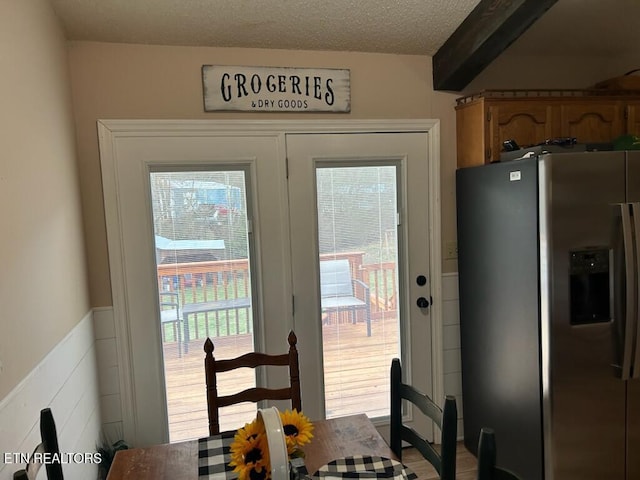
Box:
[97, 119, 443, 444]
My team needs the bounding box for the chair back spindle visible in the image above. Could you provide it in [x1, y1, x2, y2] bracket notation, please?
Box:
[390, 358, 457, 480]
[476, 427, 523, 480]
[13, 408, 64, 480]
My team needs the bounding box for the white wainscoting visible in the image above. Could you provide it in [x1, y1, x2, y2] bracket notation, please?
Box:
[441, 272, 463, 438]
[93, 307, 123, 446]
[0, 312, 102, 480]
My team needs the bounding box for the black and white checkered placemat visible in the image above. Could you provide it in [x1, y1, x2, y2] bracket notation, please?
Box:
[197, 432, 310, 479]
[198, 435, 413, 480]
[315, 456, 417, 479]
[198, 430, 237, 479]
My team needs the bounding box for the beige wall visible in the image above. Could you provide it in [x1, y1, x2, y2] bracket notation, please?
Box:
[0, 0, 90, 398]
[67, 42, 461, 307]
[465, 53, 640, 92]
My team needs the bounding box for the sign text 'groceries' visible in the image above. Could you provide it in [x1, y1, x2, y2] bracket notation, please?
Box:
[202, 65, 350, 112]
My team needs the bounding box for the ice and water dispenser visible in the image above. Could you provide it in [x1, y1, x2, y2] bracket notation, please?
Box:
[569, 248, 612, 325]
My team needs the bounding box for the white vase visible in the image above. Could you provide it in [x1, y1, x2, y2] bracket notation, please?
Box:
[257, 407, 289, 480]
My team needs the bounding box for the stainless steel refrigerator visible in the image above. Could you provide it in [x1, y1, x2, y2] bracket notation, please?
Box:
[456, 151, 640, 480]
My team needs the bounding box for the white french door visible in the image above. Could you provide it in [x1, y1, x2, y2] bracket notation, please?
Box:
[98, 121, 441, 447]
[99, 128, 293, 446]
[287, 133, 435, 435]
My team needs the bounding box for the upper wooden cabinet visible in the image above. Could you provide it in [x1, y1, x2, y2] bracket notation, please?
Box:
[625, 101, 640, 136]
[559, 101, 624, 143]
[455, 90, 640, 168]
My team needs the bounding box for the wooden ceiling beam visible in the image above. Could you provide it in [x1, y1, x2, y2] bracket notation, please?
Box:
[433, 0, 558, 91]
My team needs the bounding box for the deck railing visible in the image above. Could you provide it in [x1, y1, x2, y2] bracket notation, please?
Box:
[157, 259, 252, 342]
[361, 261, 397, 318]
[156, 252, 398, 344]
[157, 258, 251, 303]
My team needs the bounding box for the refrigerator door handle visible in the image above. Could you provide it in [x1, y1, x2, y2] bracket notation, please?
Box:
[632, 203, 640, 380]
[620, 203, 635, 380]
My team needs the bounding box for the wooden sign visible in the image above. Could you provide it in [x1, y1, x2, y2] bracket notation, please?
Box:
[202, 65, 350, 112]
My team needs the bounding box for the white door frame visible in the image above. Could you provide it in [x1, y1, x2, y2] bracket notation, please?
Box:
[98, 119, 443, 445]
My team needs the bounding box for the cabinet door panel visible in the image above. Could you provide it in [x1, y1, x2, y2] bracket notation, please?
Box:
[560, 102, 624, 143]
[456, 100, 487, 168]
[625, 102, 640, 136]
[489, 103, 553, 161]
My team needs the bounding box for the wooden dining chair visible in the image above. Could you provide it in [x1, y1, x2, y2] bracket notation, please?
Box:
[476, 428, 523, 480]
[203, 330, 302, 435]
[390, 358, 457, 480]
[13, 408, 64, 480]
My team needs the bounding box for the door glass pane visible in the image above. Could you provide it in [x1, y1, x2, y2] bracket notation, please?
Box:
[316, 165, 400, 419]
[150, 171, 256, 442]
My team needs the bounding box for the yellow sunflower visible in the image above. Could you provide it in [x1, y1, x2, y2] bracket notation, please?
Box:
[239, 418, 263, 442]
[229, 423, 270, 480]
[279, 409, 314, 454]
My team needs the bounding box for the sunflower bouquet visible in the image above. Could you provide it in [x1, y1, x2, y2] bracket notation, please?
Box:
[229, 409, 314, 480]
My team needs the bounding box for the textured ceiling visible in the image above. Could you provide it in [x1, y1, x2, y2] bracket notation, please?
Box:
[49, 0, 640, 88]
[49, 0, 481, 55]
[50, 0, 640, 58]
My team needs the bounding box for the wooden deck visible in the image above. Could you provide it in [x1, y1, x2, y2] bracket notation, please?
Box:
[163, 314, 400, 442]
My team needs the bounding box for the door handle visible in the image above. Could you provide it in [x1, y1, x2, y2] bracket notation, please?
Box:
[416, 297, 430, 309]
[632, 203, 640, 380]
[620, 203, 635, 381]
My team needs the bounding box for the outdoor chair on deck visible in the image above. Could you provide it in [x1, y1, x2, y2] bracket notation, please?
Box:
[390, 358, 457, 480]
[159, 291, 183, 356]
[203, 330, 302, 435]
[320, 259, 372, 336]
[476, 428, 523, 480]
[13, 408, 64, 480]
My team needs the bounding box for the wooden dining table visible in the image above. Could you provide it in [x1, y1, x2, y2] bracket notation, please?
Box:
[106, 413, 398, 479]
